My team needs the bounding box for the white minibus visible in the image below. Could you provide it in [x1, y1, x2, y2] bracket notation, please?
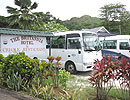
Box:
[99, 35, 130, 60]
[47, 31, 102, 74]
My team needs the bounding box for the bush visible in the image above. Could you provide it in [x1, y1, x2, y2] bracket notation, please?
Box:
[89, 56, 130, 100]
[6, 71, 23, 91]
[0, 54, 5, 85]
[0, 52, 47, 91]
[59, 69, 70, 89]
[3, 53, 33, 83]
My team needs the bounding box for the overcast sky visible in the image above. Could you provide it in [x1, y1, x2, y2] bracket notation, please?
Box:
[0, 0, 130, 20]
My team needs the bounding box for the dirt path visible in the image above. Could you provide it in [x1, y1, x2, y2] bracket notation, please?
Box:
[0, 91, 19, 100]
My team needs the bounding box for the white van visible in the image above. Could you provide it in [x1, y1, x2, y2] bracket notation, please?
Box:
[99, 35, 130, 60]
[47, 31, 102, 74]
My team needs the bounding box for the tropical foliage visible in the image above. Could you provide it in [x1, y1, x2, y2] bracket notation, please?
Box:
[89, 56, 130, 100]
[100, 3, 130, 35]
[0, 0, 67, 32]
[6, 0, 38, 29]
[0, 53, 72, 99]
[63, 15, 102, 30]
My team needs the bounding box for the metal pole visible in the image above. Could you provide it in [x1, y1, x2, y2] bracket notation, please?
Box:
[49, 37, 52, 56]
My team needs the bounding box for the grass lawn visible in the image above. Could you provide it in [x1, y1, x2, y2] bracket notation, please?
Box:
[66, 75, 130, 100]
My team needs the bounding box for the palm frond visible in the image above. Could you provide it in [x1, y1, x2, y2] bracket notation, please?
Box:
[15, 0, 21, 7]
[6, 6, 18, 14]
[21, 0, 31, 9]
[30, 2, 38, 10]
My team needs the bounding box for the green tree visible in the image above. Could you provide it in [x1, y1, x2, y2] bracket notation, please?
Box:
[0, 16, 8, 28]
[34, 12, 63, 24]
[119, 11, 130, 35]
[6, 0, 68, 32]
[100, 3, 130, 35]
[63, 15, 102, 30]
[6, 0, 38, 29]
[32, 21, 68, 32]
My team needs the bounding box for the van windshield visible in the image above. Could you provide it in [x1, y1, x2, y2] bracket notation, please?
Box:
[82, 33, 101, 51]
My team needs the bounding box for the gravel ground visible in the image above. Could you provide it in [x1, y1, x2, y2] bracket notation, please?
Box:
[67, 71, 92, 89]
[67, 71, 122, 89]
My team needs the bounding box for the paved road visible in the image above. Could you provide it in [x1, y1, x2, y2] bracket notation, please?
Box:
[73, 71, 93, 80]
[0, 91, 19, 100]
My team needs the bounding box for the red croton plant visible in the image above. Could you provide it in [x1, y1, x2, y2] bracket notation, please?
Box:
[88, 56, 115, 86]
[88, 56, 130, 100]
[116, 57, 130, 88]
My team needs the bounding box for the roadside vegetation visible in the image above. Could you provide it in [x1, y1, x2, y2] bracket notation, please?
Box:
[0, 52, 130, 100]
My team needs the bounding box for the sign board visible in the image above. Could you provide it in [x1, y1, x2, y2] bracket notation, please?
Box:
[1, 34, 47, 59]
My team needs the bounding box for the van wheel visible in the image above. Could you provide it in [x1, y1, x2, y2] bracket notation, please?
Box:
[65, 62, 77, 74]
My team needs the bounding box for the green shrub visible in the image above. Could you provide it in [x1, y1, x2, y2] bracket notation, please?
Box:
[0, 54, 5, 85]
[0, 54, 4, 64]
[59, 69, 70, 89]
[3, 53, 33, 82]
[0, 52, 47, 90]
[6, 71, 23, 91]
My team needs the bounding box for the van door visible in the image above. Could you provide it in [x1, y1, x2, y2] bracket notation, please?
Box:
[65, 38, 83, 71]
[118, 39, 130, 59]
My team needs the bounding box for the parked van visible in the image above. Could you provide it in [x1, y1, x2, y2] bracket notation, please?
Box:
[47, 31, 102, 74]
[99, 35, 130, 60]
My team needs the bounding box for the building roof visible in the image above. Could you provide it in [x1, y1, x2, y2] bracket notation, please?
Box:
[82, 26, 111, 37]
[0, 28, 53, 37]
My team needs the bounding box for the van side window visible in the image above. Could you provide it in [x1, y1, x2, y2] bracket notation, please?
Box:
[52, 36, 65, 49]
[100, 40, 103, 49]
[68, 39, 81, 49]
[103, 40, 117, 49]
[120, 42, 130, 50]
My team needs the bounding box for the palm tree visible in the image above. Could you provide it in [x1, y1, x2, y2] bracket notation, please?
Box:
[6, 0, 38, 29]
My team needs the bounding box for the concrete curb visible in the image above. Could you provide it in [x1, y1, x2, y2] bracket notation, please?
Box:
[0, 86, 41, 100]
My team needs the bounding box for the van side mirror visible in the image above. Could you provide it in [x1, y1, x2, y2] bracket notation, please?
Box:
[46, 45, 50, 48]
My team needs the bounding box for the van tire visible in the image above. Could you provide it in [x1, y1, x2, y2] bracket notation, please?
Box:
[65, 62, 77, 74]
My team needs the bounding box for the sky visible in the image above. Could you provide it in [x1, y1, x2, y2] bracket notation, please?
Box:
[0, 0, 130, 20]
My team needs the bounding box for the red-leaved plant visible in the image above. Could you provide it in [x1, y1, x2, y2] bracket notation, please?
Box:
[88, 56, 118, 100]
[115, 57, 130, 99]
[89, 55, 130, 100]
